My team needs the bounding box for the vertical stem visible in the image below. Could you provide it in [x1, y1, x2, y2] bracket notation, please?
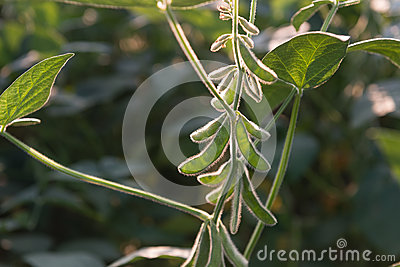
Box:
[164, 5, 235, 118]
[211, 0, 242, 223]
[320, 0, 339, 32]
[249, 0, 258, 24]
[244, 89, 302, 259]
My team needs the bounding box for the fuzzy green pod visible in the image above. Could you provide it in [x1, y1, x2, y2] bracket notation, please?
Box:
[197, 160, 231, 186]
[236, 117, 270, 171]
[238, 16, 260, 35]
[239, 112, 270, 141]
[208, 65, 236, 81]
[179, 118, 230, 175]
[190, 113, 227, 143]
[218, 223, 248, 267]
[230, 178, 242, 234]
[241, 166, 277, 226]
[206, 221, 223, 267]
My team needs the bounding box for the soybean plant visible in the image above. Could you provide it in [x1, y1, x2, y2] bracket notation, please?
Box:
[1, 0, 400, 266]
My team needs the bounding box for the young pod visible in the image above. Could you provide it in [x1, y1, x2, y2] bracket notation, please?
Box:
[217, 2, 231, 13]
[238, 16, 260, 35]
[208, 65, 236, 81]
[190, 113, 226, 143]
[239, 35, 254, 49]
[219, 12, 232, 21]
[244, 74, 263, 103]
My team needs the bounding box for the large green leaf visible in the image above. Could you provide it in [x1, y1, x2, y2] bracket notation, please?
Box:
[291, 0, 332, 31]
[348, 38, 400, 68]
[108, 246, 190, 267]
[0, 53, 73, 131]
[33, 0, 217, 9]
[262, 32, 350, 89]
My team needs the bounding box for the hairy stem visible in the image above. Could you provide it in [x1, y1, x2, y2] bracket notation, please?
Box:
[1, 131, 211, 221]
[249, 0, 257, 24]
[164, 5, 235, 118]
[244, 89, 302, 259]
[320, 0, 339, 32]
[211, 0, 243, 223]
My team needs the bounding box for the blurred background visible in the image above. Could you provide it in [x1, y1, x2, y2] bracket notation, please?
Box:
[0, 0, 399, 266]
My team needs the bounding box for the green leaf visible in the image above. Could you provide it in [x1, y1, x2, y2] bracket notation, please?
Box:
[108, 246, 190, 267]
[291, 0, 333, 31]
[0, 53, 73, 131]
[190, 113, 226, 143]
[241, 165, 277, 226]
[206, 222, 223, 267]
[236, 117, 270, 171]
[372, 128, 400, 183]
[218, 223, 247, 267]
[348, 38, 400, 68]
[263, 32, 350, 89]
[198, 160, 231, 186]
[35, 0, 218, 9]
[179, 118, 230, 175]
[230, 179, 242, 234]
[7, 118, 41, 127]
[239, 39, 277, 83]
[239, 112, 270, 141]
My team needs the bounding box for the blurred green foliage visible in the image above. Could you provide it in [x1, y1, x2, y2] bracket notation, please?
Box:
[0, 0, 399, 266]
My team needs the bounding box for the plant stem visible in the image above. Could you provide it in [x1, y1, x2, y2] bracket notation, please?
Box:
[211, 0, 242, 223]
[1, 131, 211, 221]
[249, 0, 257, 24]
[320, 0, 339, 32]
[244, 89, 302, 259]
[255, 86, 296, 147]
[164, 5, 235, 119]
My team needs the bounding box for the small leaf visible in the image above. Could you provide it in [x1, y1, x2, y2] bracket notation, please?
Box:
[206, 222, 223, 267]
[241, 165, 277, 226]
[236, 117, 270, 171]
[291, 0, 333, 31]
[239, 35, 254, 49]
[211, 72, 238, 111]
[239, 39, 277, 83]
[230, 179, 242, 234]
[218, 223, 248, 267]
[263, 32, 350, 89]
[238, 16, 260, 35]
[208, 65, 237, 81]
[190, 113, 226, 143]
[243, 74, 262, 103]
[0, 53, 73, 130]
[108, 246, 190, 267]
[179, 118, 230, 175]
[8, 118, 41, 127]
[198, 160, 231, 186]
[348, 38, 400, 68]
[339, 0, 360, 7]
[239, 112, 270, 141]
[182, 222, 209, 267]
